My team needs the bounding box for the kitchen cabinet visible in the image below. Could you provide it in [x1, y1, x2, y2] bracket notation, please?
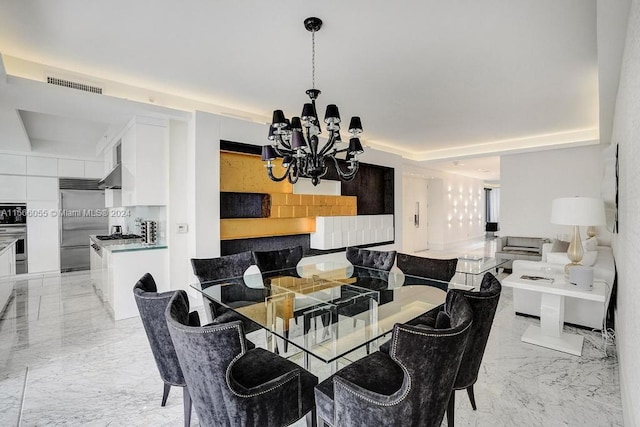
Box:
[104, 189, 122, 208]
[58, 159, 85, 178]
[89, 238, 169, 320]
[0, 176, 27, 201]
[89, 241, 103, 298]
[0, 240, 16, 277]
[84, 161, 105, 179]
[26, 157, 58, 176]
[26, 177, 58, 201]
[0, 154, 26, 175]
[121, 117, 168, 206]
[0, 241, 16, 317]
[27, 200, 60, 273]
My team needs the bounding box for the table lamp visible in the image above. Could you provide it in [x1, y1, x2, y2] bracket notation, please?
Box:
[550, 197, 606, 273]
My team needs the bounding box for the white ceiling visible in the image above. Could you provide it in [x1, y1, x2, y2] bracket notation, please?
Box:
[0, 0, 624, 176]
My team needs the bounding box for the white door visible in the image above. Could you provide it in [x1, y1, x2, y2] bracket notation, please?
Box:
[402, 176, 429, 253]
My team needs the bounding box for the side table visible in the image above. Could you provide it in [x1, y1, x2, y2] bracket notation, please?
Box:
[502, 272, 606, 356]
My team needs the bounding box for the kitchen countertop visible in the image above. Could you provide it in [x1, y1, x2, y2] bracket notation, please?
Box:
[0, 238, 17, 256]
[90, 235, 168, 253]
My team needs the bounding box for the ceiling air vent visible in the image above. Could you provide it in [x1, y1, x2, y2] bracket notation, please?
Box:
[46, 76, 103, 94]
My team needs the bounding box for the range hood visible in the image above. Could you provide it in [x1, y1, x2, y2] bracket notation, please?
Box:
[98, 163, 122, 189]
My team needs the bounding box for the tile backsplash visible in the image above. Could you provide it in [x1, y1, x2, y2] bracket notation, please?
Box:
[108, 206, 166, 241]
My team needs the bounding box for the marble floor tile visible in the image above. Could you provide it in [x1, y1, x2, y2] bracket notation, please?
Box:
[0, 239, 624, 426]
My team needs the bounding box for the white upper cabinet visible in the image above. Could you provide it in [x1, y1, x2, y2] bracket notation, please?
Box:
[0, 154, 26, 175]
[0, 176, 27, 201]
[27, 157, 58, 176]
[121, 117, 168, 206]
[26, 177, 59, 201]
[84, 160, 105, 179]
[58, 159, 85, 178]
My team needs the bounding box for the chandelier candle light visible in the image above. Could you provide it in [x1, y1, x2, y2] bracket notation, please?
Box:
[262, 17, 364, 186]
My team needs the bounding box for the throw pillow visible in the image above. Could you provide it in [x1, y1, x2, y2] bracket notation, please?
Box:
[583, 237, 598, 251]
[551, 240, 570, 253]
[546, 250, 598, 267]
[503, 246, 540, 253]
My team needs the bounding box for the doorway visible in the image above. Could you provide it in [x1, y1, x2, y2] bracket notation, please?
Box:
[402, 176, 429, 253]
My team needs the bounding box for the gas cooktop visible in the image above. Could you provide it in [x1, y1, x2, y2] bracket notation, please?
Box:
[96, 234, 142, 240]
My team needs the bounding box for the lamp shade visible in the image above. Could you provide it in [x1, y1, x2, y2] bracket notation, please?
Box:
[301, 103, 316, 121]
[348, 137, 364, 154]
[348, 116, 363, 134]
[291, 130, 306, 150]
[261, 145, 277, 161]
[290, 116, 302, 131]
[271, 110, 287, 128]
[324, 104, 341, 124]
[550, 197, 606, 226]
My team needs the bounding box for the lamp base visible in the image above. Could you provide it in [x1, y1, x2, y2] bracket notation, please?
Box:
[564, 262, 582, 277]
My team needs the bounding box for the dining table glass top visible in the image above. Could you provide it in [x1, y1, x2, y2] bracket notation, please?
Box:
[456, 256, 508, 275]
[190, 262, 448, 365]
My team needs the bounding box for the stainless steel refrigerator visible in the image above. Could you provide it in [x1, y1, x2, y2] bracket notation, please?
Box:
[59, 179, 108, 272]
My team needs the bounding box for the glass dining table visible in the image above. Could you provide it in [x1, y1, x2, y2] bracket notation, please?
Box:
[190, 262, 448, 370]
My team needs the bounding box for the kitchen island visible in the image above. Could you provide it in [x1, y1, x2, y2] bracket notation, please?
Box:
[0, 238, 17, 316]
[90, 235, 169, 320]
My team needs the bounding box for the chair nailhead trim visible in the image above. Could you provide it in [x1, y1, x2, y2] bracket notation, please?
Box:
[225, 360, 299, 398]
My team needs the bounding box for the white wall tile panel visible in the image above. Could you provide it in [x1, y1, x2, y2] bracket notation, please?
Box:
[310, 214, 394, 250]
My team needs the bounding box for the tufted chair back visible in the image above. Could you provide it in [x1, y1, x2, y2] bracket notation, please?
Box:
[447, 272, 502, 389]
[166, 290, 318, 426]
[397, 252, 458, 283]
[191, 251, 265, 330]
[253, 246, 303, 277]
[133, 273, 187, 386]
[191, 251, 254, 285]
[346, 247, 396, 271]
[317, 291, 473, 427]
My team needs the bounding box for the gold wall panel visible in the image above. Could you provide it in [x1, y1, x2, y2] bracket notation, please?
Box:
[220, 151, 293, 194]
[270, 193, 357, 218]
[220, 218, 316, 240]
[219, 151, 357, 239]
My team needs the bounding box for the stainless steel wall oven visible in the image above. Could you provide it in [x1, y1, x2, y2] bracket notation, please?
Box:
[0, 204, 28, 274]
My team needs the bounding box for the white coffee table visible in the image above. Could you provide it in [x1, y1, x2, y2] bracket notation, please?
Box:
[502, 272, 606, 356]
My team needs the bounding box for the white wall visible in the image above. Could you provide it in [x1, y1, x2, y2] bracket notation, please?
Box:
[500, 144, 608, 241]
[168, 120, 191, 293]
[440, 174, 485, 246]
[189, 112, 221, 259]
[401, 164, 486, 251]
[608, 0, 640, 424]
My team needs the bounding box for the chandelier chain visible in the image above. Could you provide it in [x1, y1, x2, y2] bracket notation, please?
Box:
[311, 30, 315, 90]
[263, 17, 363, 187]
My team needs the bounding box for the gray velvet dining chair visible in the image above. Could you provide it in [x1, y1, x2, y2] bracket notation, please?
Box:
[252, 245, 304, 277]
[381, 272, 502, 426]
[133, 273, 198, 427]
[344, 247, 396, 337]
[346, 246, 396, 271]
[396, 252, 458, 289]
[252, 246, 304, 352]
[191, 251, 266, 333]
[165, 290, 319, 427]
[314, 291, 474, 427]
[445, 272, 502, 427]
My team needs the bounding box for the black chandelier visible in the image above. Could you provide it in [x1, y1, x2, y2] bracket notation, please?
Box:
[261, 17, 364, 187]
